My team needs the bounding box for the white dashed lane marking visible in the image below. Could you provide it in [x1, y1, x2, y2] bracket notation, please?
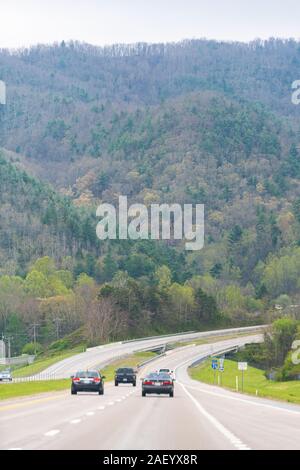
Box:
[44, 429, 60, 437]
[70, 419, 81, 424]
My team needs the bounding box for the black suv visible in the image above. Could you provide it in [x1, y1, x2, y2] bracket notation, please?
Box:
[71, 370, 105, 395]
[114, 367, 136, 386]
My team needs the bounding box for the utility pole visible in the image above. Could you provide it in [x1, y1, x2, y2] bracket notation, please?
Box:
[53, 318, 62, 340]
[7, 336, 11, 366]
[32, 323, 40, 355]
[2, 335, 12, 367]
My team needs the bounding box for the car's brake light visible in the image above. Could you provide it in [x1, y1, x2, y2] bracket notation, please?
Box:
[93, 377, 101, 383]
[163, 381, 172, 385]
[143, 380, 153, 385]
[73, 377, 80, 382]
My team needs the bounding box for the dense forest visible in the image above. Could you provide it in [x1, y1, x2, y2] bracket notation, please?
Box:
[0, 38, 300, 353]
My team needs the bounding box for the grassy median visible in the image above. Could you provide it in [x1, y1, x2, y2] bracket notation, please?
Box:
[0, 351, 157, 401]
[0, 379, 70, 401]
[9, 347, 85, 378]
[100, 351, 156, 382]
[190, 358, 300, 405]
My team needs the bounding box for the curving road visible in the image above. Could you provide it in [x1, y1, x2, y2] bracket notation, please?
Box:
[36, 326, 264, 379]
[1, 330, 300, 450]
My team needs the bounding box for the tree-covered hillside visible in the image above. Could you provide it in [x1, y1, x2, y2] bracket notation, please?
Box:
[0, 39, 300, 187]
[0, 151, 99, 275]
[0, 39, 300, 346]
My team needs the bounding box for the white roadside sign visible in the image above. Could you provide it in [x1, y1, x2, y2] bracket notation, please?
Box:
[0, 81, 6, 105]
[238, 362, 248, 371]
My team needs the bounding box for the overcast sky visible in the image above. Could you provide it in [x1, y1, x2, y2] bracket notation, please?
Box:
[0, 0, 300, 49]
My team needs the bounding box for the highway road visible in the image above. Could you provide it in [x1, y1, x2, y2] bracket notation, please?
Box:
[1, 331, 300, 450]
[36, 325, 264, 379]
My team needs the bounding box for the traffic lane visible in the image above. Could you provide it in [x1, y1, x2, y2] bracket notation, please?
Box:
[42, 328, 263, 378]
[1, 342, 241, 451]
[181, 382, 300, 450]
[140, 334, 262, 380]
[0, 382, 136, 450]
[0, 347, 196, 450]
[1, 335, 260, 450]
[46, 336, 259, 451]
[176, 365, 300, 450]
[27, 382, 237, 450]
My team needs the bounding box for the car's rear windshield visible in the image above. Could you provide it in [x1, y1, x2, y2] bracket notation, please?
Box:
[117, 368, 134, 373]
[76, 371, 99, 378]
[146, 373, 171, 380]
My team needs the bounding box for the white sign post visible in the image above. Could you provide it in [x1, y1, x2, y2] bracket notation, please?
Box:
[219, 356, 225, 385]
[0, 81, 6, 105]
[238, 362, 247, 392]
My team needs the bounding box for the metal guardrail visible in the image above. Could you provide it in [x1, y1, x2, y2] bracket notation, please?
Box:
[136, 352, 167, 370]
[122, 331, 196, 344]
[189, 345, 240, 368]
[5, 325, 266, 383]
[123, 325, 267, 346]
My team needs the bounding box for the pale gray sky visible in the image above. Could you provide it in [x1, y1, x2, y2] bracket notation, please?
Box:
[0, 0, 299, 49]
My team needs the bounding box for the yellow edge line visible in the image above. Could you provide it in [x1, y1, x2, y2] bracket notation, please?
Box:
[0, 394, 67, 412]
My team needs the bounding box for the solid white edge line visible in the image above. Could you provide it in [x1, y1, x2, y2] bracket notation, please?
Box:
[174, 354, 300, 415]
[182, 383, 300, 415]
[180, 383, 251, 451]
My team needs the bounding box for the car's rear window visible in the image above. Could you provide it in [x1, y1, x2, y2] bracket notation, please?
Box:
[146, 373, 171, 380]
[76, 371, 99, 378]
[117, 368, 134, 373]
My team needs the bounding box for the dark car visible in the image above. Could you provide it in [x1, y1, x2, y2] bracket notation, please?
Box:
[114, 367, 136, 386]
[71, 370, 105, 395]
[142, 372, 174, 397]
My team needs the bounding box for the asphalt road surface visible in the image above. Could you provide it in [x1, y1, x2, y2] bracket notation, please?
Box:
[1, 332, 300, 450]
[36, 325, 264, 379]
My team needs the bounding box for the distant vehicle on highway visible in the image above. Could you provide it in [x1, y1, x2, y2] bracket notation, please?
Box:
[115, 367, 136, 386]
[142, 372, 174, 397]
[158, 368, 174, 378]
[71, 370, 105, 395]
[0, 369, 12, 382]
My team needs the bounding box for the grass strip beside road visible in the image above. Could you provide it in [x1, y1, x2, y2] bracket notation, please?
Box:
[0, 379, 70, 401]
[11, 347, 85, 378]
[190, 358, 300, 405]
[100, 351, 157, 382]
[0, 351, 157, 401]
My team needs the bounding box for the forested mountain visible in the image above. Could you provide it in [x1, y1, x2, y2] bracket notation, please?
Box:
[0, 38, 300, 350]
[0, 151, 99, 275]
[0, 38, 300, 186]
